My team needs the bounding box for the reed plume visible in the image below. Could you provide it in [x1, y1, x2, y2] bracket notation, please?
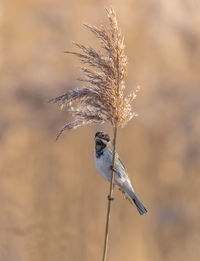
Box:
[49, 8, 140, 261]
[49, 8, 139, 140]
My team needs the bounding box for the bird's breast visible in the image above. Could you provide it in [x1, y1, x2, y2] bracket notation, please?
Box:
[94, 149, 112, 182]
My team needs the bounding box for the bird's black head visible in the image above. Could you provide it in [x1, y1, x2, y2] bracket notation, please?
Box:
[94, 132, 110, 157]
[95, 132, 110, 142]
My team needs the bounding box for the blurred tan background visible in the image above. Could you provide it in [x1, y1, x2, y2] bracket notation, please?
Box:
[1, 0, 200, 260]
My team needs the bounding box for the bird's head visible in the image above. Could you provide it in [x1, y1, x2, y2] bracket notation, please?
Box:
[94, 132, 110, 150]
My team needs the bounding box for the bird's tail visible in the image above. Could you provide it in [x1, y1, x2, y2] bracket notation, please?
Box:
[128, 190, 147, 215]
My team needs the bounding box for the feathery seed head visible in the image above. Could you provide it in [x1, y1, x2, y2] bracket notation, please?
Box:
[49, 8, 140, 139]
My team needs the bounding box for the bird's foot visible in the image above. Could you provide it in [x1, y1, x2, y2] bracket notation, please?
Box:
[110, 166, 116, 172]
[107, 195, 115, 201]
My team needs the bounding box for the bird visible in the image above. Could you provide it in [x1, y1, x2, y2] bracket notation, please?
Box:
[94, 131, 147, 215]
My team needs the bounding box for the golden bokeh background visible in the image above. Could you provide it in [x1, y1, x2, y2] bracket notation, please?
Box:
[1, 0, 200, 260]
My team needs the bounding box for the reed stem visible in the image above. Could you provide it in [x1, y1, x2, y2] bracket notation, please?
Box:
[102, 126, 117, 261]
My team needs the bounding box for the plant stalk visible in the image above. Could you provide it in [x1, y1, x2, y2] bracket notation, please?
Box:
[102, 126, 117, 261]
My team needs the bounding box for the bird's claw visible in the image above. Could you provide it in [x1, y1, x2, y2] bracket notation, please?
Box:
[110, 166, 116, 172]
[107, 195, 114, 201]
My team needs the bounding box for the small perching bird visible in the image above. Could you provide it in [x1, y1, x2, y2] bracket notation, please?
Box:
[94, 131, 147, 215]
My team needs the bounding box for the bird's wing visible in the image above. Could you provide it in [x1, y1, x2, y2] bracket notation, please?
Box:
[107, 145, 129, 179]
[118, 157, 126, 171]
[115, 152, 129, 178]
[107, 143, 125, 170]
